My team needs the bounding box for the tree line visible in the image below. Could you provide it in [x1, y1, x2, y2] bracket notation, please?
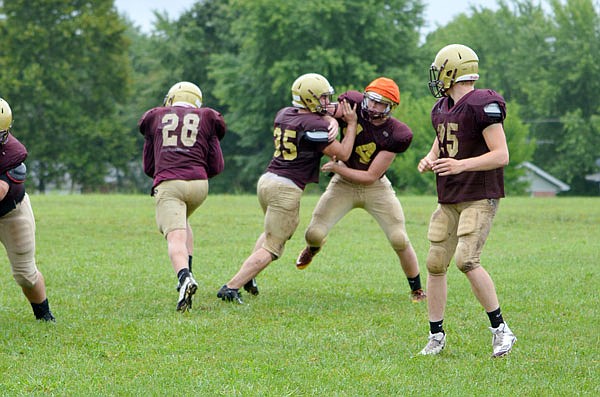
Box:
[0, 0, 598, 195]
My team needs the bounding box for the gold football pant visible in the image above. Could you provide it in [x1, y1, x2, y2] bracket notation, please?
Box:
[0, 194, 39, 288]
[257, 172, 303, 259]
[305, 174, 410, 252]
[426, 199, 499, 274]
[153, 179, 209, 236]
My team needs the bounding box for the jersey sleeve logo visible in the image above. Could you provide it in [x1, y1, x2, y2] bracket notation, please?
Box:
[483, 102, 503, 122]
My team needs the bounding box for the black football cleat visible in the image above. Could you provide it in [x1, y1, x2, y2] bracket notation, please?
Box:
[217, 285, 244, 304]
[38, 311, 56, 322]
[243, 278, 259, 296]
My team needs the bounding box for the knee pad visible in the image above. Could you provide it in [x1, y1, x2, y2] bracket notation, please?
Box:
[426, 245, 449, 275]
[305, 224, 328, 247]
[455, 241, 480, 273]
[14, 269, 38, 289]
[389, 229, 408, 251]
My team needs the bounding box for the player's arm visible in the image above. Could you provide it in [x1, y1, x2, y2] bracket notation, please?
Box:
[212, 110, 227, 140]
[206, 134, 224, 178]
[418, 137, 440, 173]
[0, 180, 8, 201]
[431, 123, 509, 176]
[142, 138, 155, 177]
[322, 100, 357, 161]
[0, 163, 26, 201]
[322, 150, 395, 185]
[322, 115, 339, 142]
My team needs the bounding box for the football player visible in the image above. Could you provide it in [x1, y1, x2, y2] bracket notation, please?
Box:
[0, 98, 55, 321]
[217, 73, 357, 303]
[139, 81, 226, 312]
[295, 77, 426, 303]
[417, 44, 516, 357]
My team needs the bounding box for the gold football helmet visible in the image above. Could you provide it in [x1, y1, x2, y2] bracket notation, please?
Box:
[429, 44, 479, 98]
[164, 81, 203, 108]
[0, 98, 13, 144]
[291, 73, 335, 114]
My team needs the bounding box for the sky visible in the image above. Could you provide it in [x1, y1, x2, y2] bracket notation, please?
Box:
[113, 0, 501, 36]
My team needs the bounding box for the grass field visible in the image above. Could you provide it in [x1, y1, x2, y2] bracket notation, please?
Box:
[0, 194, 598, 396]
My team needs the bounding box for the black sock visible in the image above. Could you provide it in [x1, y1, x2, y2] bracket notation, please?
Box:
[487, 307, 504, 329]
[429, 320, 444, 335]
[309, 246, 320, 254]
[188, 255, 193, 273]
[177, 268, 190, 284]
[31, 298, 51, 320]
[407, 274, 422, 291]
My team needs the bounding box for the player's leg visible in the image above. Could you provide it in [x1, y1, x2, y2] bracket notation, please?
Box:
[155, 180, 203, 312]
[219, 174, 302, 302]
[297, 175, 354, 269]
[219, 240, 272, 303]
[1, 194, 54, 321]
[419, 204, 458, 355]
[456, 199, 516, 356]
[182, 179, 209, 275]
[185, 222, 194, 272]
[364, 177, 424, 301]
[242, 232, 267, 296]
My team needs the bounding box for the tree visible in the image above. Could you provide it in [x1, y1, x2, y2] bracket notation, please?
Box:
[540, 0, 600, 194]
[423, 0, 600, 195]
[207, 0, 425, 191]
[0, 0, 131, 192]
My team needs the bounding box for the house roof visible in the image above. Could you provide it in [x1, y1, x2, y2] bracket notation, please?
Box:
[519, 161, 570, 191]
[585, 173, 600, 183]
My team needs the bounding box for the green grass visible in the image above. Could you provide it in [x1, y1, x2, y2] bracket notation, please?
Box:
[0, 194, 598, 396]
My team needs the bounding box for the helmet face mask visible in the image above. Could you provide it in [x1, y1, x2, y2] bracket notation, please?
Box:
[361, 91, 394, 121]
[291, 73, 336, 115]
[164, 81, 203, 108]
[0, 98, 13, 144]
[361, 77, 400, 122]
[428, 44, 479, 98]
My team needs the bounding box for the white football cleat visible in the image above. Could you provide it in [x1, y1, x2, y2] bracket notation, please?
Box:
[490, 322, 517, 357]
[419, 332, 446, 355]
[176, 274, 198, 312]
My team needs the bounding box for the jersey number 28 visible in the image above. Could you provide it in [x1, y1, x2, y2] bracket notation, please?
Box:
[161, 113, 201, 147]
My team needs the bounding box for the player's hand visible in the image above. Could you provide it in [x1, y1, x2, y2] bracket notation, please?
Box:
[431, 158, 465, 176]
[326, 116, 339, 142]
[340, 99, 357, 124]
[321, 156, 347, 173]
[418, 156, 434, 173]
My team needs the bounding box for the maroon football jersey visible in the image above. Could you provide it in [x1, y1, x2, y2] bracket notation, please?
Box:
[431, 89, 506, 204]
[0, 133, 28, 213]
[338, 91, 413, 173]
[139, 105, 226, 189]
[265, 107, 331, 189]
[0, 134, 28, 174]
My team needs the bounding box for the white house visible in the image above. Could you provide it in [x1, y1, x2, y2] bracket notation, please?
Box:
[518, 161, 570, 197]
